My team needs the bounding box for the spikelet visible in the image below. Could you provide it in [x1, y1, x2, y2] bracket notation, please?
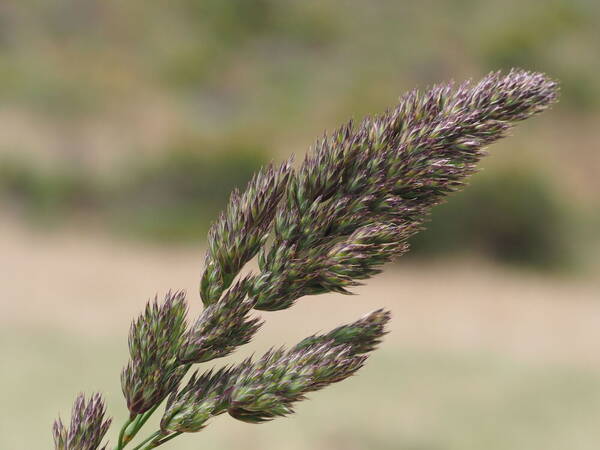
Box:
[180, 277, 263, 364]
[121, 291, 189, 416]
[201, 160, 293, 305]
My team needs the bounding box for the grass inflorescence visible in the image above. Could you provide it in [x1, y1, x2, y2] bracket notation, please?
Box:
[53, 69, 558, 449]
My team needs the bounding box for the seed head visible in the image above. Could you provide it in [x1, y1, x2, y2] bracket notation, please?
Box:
[53, 69, 559, 450]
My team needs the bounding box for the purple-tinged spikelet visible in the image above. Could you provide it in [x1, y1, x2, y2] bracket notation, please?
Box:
[121, 291, 189, 416]
[226, 344, 367, 424]
[160, 367, 237, 433]
[53, 393, 111, 450]
[161, 311, 389, 432]
[180, 278, 263, 364]
[201, 160, 293, 305]
[251, 70, 558, 310]
[293, 309, 390, 355]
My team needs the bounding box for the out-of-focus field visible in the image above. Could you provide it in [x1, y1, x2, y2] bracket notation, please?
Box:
[1, 1, 600, 449]
[1, 0, 599, 259]
[3, 220, 600, 450]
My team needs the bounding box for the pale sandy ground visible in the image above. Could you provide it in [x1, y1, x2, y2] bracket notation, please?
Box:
[3, 220, 600, 366]
[2, 220, 600, 450]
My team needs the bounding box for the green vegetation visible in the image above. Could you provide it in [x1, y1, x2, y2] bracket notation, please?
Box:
[112, 143, 267, 241]
[411, 165, 571, 269]
[0, 158, 100, 220]
[1, 145, 266, 240]
[1, 0, 598, 263]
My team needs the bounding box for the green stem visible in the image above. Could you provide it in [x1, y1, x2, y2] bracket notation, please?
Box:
[116, 417, 134, 450]
[125, 404, 160, 443]
[153, 431, 182, 447]
[136, 430, 183, 450]
[114, 403, 162, 450]
[117, 365, 190, 449]
[125, 415, 144, 444]
[131, 431, 162, 450]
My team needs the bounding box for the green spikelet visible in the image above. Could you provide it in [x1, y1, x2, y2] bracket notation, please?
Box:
[121, 291, 189, 417]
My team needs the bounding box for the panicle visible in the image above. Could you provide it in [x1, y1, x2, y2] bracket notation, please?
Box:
[53, 69, 558, 450]
[53, 393, 111, 450]
[121, 290, 189, 416]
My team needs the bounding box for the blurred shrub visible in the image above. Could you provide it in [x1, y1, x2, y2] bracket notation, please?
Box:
[479, 2, 585, 68]
[109, 139, 267, 241]
[0, 140, 267, 241]
[410, 165, 572, 269]
[0, 158, 100, 221]
[1, 154, 578, 268]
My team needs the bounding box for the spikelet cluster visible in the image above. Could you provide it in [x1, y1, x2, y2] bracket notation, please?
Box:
[121, 291, 189, 416]
[121, 282, 263, 418]
[250, 70, 558, 310]
[53, 69, 558, 449]
[161, 310, 390, 432]
[201, 161, 293, 304]
[53, 394, 111, 450]
[180, 278, 263, 364]
[293, 308, 390, 355]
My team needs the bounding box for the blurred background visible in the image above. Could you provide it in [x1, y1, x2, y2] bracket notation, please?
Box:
[1, 1, 600, 449]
